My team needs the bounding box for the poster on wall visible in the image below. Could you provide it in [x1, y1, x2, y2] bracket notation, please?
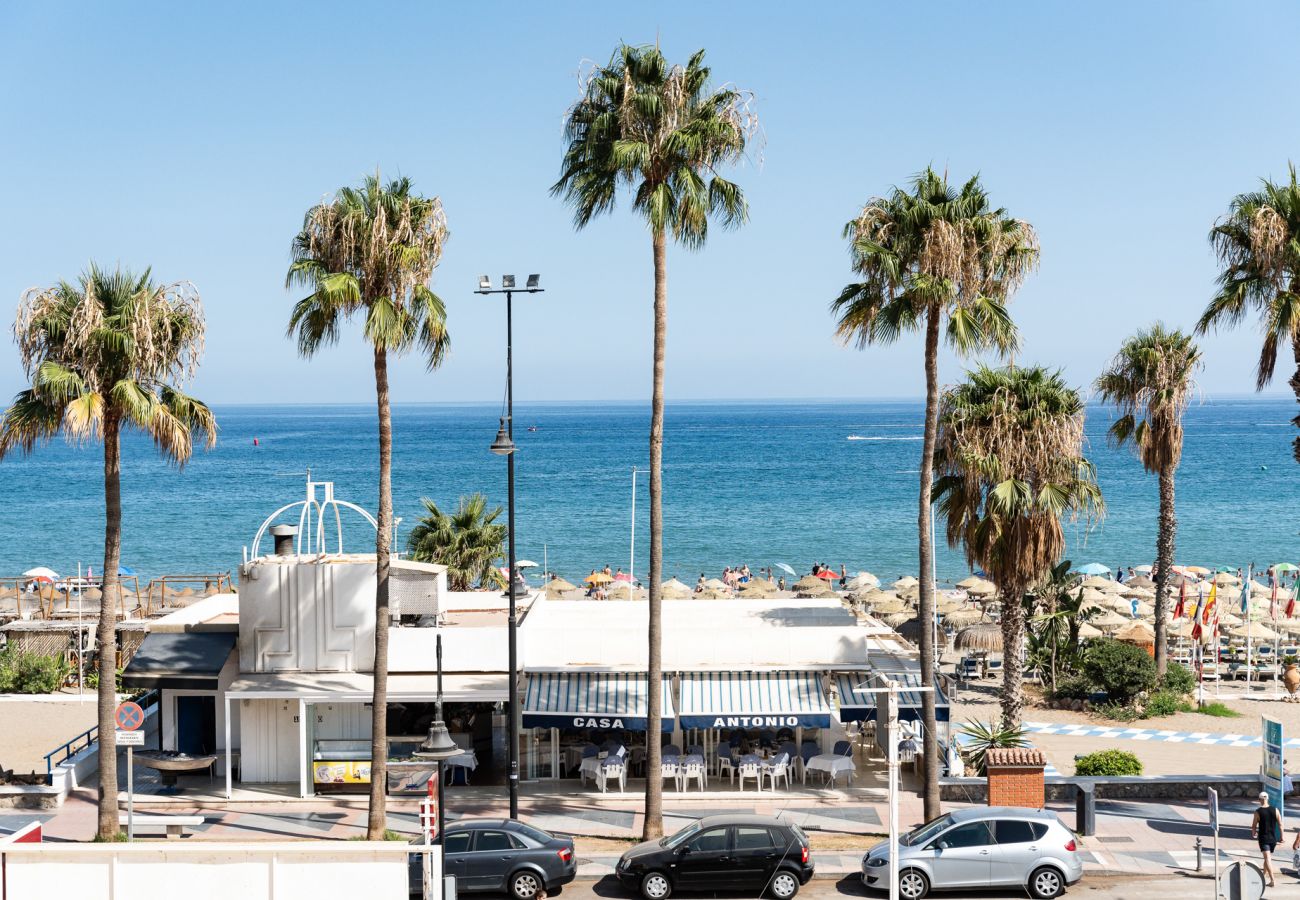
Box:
[1261, 715, 1285, 820]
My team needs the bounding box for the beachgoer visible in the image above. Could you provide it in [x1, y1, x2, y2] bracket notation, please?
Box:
[696, 573, 706, 593]
[778, 576, 786, 591]
[1115, 565, 1124, 583]
[1252, 790, 1283, 888]
[1127, 567, 1135, 580]
[839, 564, 847, 588]
[602, 564, 612, 577]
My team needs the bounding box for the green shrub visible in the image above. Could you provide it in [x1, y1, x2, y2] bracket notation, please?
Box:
[0, 650, 68, 694]
[1075, 749, 1142, 776]
[1197, 701, 1241, 718]
[1050, 675, 1093, 701]
[1143, 691, 1191, 718]
[1083, 639, 1157, 702]
[1094, 700, 1141, 722]
[1159, 663, 1196, 696]
[958, 719, 1029, 776]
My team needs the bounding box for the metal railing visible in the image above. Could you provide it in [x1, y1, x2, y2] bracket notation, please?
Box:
[42, 689, 159, 785]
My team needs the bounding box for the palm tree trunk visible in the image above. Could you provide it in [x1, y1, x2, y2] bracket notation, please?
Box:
[999, 586, 1026, 729]
[1153, 465, 1177, 676]
[367, 345, 393, 839]
[917, 305, 940, 820]
[643, 227, 667, 840]
[1290, 332, 1300, 465]
[97, 412, 122, 840]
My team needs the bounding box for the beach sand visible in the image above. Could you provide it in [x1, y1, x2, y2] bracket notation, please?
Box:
[0, 693, 98, 775]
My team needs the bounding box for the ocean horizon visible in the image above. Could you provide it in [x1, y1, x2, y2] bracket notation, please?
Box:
[0, 396, 1296, 585]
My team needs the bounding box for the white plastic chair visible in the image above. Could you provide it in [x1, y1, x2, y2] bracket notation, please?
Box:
[660, 757, 680, 791]
[597, 747, 627, 793]
[762, 752, 791, 791]
[679, 755, 707, 791]
[737, 754, 762, 792]
[716, 747, 737, 782]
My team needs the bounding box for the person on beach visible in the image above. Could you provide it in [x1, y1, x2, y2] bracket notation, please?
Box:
[602, 564, 612, 577]
[1252, 790, 1283, 887]
[1115, 565, 1125, 583]
[778, 576, 786, 591]
[696, 574, 706, 593]
[839, 564, 847, 588]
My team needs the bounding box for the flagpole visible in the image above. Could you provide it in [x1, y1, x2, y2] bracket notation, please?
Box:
[1245, 565, 1253, 693]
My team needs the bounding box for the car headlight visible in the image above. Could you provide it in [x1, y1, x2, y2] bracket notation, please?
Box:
[617, 858, 628, 871]
[868, 856, 888, 867]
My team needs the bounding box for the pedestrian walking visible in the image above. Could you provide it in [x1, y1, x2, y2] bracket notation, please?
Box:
[1252, 790, 1283, 888]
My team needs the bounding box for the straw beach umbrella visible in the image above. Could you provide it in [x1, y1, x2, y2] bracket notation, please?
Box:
[883, 611, 916, 628]
[1231, 622, 1280, 641]
[1091, 610, 1131, 632]
[545, 578, 577, 598]
[846, 573, 879, 591]
[1077, 622, 1103, 640]
[869, 599, 909, 616]
[956, 576, 984, 590]
[954, 623, 1004, 653]
[1080, 576, 1112, 590]
[892, 576, 919, 591]
[943, 608, 985, 627]
[661, 578, 692, 599]
[793, 575, 825, 593]
[739, 579, 776, 598]
[964, 579, 998, 597]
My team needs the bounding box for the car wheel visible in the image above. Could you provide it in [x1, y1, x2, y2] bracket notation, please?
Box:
[510, 870, 543, 900]
[768, 870, 800, 899]
[1029, 866, 1065, 899]
[640, 871, 672, 900]
[898, 868, 929, 900]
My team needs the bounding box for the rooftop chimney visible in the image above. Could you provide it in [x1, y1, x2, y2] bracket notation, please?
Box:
[269, 524, 298, 557]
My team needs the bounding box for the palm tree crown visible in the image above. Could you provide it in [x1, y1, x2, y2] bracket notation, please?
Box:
[287, 174, 449, 362]
[407, 494, 508, 592]
[1096, 325, 1200, 475]
[1198, 165, 1300, 462]
[551, 43, 756, 243]
[1, 263, 216, 460]
[831, 168, 1037, 354]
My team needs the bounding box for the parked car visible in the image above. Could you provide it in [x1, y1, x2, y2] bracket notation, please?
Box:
[410, 818, 576, 900]
[616, 814, 813, 900]
[861, 807, 1082, 900]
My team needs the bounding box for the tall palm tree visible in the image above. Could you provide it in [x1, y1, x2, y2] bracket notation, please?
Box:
[407, 493, 507, 591]
[552, 43, 756, 839]
[0, 263, 215, 839]
[287, 173, 450, 839]
[1095, 325, 1201, 675]
[1198, 165, 1300, 463]
[831, 169, 1037, 818]
[934, 366, 1103, 728]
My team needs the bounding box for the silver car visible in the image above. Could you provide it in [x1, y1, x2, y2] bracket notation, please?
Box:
[861, 807, 1083, 900]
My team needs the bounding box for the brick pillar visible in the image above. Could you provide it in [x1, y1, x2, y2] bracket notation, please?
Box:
[985, 748, 1046, 809]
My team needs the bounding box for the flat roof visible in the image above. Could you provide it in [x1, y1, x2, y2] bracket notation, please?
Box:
[520, 595, 914, 671]
[227, 671, 508, 702]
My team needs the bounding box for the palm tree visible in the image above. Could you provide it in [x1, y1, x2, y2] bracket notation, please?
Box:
[287, 173, 450, 839]
[831, 168, 1037, 818]
[1095, 325, 1201, 675]
[407, 493, 507, 591]
[1197, 165, 1300, 463]
[552, 43, 756, 839]
[0, 263, 215, 839]
[934, 366, 1103, 728]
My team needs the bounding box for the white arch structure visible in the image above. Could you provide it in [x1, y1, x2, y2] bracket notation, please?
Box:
[249, 478, 378, 558]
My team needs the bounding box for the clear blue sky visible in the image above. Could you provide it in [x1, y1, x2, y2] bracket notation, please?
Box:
[1, 1, 1297, 404]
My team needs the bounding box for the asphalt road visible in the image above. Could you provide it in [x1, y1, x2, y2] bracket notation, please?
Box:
[524, 873, 1253, 900]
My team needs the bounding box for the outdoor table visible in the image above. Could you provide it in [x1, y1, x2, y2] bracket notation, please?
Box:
[803, 753, 855, 787]
[446, 749, 477, 785]
[579, 756, 602, 785]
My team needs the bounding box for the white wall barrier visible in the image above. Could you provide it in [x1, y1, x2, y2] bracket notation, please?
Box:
[0, 841, 438, 900]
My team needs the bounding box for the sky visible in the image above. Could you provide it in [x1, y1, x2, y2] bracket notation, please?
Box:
[1, 1, 1298, 405]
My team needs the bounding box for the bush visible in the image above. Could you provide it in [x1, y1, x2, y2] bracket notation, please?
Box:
[1159, 662, 1196, 696]
[1083, 639, 1157, 702]
[1197, 701, 1241, 718]
[1094, 700, 1141, 722]
[1050, 675, 1094, 702]
[1075, 749, 1142, 776]
[958, 719, 1029, 776]
[1143, 691, 1191, 718]
[0, 650, 69, 694]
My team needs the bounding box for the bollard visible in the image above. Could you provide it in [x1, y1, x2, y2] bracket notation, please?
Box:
[1195, 836, 1202, 872]
[1075, 783, 1096, 837]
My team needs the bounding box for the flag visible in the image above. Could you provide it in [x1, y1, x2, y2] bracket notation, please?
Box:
[1174, 581, 1186, 619]
[1202, 583, 1217, 625]
[1288, 584, 1297, 620]
[1271, 578, 1280, 621]
[1191, 619, 1203, 642]
[1241, 567, 1251, 614]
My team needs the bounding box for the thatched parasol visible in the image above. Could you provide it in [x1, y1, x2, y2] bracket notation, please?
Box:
[1276, 618, 1300, 635]
[1120, 586, 1155, 599]
[1216, 611, 1243, 627]
[703, 578, 731, 592]
[942, 608, 985, 627]
[965, 579, 998, 597]
[1213, 573, 1241, 587]
[1090, 610, 1131, 631]
[895, 616, 945, 647]
[695, 588, 730, 600]
[883, 611, 916, 628]
[898, 585, 921, 603]
[1080, 576, 1113, 590]
[954, 623, 1003, 652]
[956, 575, 984, 590]
[1127, 575, 1156, 589]
[739, 579, 776, 598]
[1115, 621, 1155, 643]
[893, 576, 919, 591]
[1231, 621, 1280, 640]
[546, 578, 577, 597]
[868, 599, 909, 616]
[846, 573, 879, 591]
[855, 588, 897, 604]
[1077, 622, 1103, 640]
[793, 575, 825, 592]
[1079, 587, 1110, 604]
[797, 585, 838, 599]
[661, 578, 692, 599]
[935, 597, 965, 615]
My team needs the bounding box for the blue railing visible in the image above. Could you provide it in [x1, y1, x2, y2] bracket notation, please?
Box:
[43, 689, 160, 785]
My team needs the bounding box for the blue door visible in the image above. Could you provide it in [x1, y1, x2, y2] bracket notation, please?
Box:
[176, 695, 216, 754]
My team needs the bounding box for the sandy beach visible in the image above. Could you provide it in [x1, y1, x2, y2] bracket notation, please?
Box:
[0, 692, 98, 776]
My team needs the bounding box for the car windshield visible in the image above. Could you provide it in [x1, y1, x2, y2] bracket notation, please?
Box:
[903, 814, 954, 847]
[662, 821, 703, 848]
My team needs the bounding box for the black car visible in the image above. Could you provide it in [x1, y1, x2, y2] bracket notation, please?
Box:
[412, 819, 577, 900]
[616, 815, 813, 900]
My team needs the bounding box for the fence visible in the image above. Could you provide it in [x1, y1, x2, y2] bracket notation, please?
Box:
[42, 689, 158, 784]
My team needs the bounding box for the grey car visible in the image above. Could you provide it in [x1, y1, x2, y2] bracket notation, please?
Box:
[410, 819, 577, 900]
[861, 807, 1083, 900]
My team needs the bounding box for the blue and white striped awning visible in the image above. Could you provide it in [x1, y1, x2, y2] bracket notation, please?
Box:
[833, 671, 950, 723]
[678, 671, 831, 729]
[522, 672, 674, 732]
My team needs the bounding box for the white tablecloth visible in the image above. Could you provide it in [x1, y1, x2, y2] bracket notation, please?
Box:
[803, 754, 855, 785]
[447, 750, 477, 771]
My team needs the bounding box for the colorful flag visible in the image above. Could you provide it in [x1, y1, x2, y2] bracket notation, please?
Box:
[1174, 581, 1186, 619]
[1288, 585, 1297, 620]
[1271, 577, 1280, 621]
[1241, 566, 1251, 614]
[1202, 582, 1217, 625]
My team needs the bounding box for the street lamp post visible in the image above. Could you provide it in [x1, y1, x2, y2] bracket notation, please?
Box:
[480, 274, 542, 820]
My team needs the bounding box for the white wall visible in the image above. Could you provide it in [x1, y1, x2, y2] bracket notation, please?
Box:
[311, 701, 370, 740]
[238, 698, 302, 783]
[0, 842, 435, 900]
[388, 626, 512, 672]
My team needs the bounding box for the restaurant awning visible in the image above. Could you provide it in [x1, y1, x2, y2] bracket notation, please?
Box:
[678, 671, 831, 729]
[835, 670, 950, 723]
[522, 672, 674, 732]
[122, 631, 236, 690]
[831, 673, 873, 722]
[226, 671, 508, 702]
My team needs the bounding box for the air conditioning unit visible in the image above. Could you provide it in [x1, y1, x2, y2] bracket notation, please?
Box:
[389, 560, 443, 619]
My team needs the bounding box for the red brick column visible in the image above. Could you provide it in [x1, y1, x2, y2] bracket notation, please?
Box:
[985, 748, 1046, 809]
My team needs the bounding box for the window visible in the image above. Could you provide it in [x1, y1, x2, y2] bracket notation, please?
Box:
[664, 821, 702, 849]
[1030, 822, 1050, 840]
[512, 823, 552, 846]
[734, 827, 775, 851]
[686, 828, 729, 853]
[994, 820, 1036, 845]
[476, 831, 519, 852]
[934, 821, 993, 849]
[906, 814, 953, 847]
[444, 832, 472, 854]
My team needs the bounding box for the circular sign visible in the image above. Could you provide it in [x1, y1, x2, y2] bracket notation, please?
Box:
[114, 701, 144, 731]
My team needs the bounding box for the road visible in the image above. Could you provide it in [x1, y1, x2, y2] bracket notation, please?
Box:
[535, 872, 1261, 900]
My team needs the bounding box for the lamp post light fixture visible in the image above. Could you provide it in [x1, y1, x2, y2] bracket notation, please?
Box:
[477, 274, 542, 819]
[412, 635, 459, 843]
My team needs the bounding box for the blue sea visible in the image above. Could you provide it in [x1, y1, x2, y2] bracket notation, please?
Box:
[0, 398, 1296, 585]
